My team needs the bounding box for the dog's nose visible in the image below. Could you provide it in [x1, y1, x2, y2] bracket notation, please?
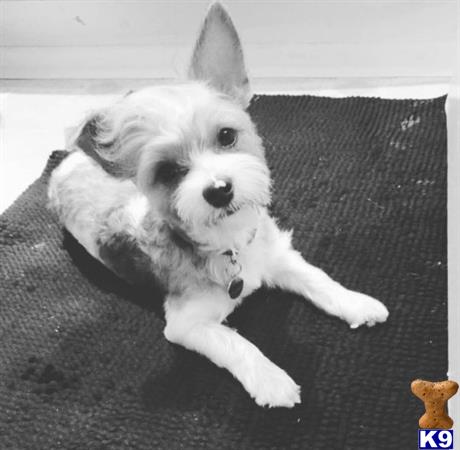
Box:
[203, 179, 233, 208]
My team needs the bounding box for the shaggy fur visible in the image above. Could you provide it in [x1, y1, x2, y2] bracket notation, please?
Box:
[48, 2, 389, 408]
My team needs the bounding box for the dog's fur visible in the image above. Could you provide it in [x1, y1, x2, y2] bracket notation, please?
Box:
[48, 2, 389, 408]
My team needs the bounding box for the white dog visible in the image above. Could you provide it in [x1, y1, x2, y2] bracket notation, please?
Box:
[48, 2, 389, 408]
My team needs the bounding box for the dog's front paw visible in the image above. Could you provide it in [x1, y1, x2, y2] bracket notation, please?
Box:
[338, 290, 389, 329]
[242, 358, 301, 408]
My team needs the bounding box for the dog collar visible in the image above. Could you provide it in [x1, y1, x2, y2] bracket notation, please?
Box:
[168, 224, 257, 300]
[221, 227, 257, 258]
[169, 224, 257, 257]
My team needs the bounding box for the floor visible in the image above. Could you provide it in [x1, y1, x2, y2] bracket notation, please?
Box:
[0, 77, 450, 213]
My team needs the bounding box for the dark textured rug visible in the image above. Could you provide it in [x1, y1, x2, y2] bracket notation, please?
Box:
[0, 95, 447, 450]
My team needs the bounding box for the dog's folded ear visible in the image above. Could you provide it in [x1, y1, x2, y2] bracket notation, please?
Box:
[189, 2, 251, 108]
[69, 111, 139, 179]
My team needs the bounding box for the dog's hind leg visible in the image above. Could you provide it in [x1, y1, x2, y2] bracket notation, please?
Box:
[262, 239, 389, 328]
[163, 290, 301, 408]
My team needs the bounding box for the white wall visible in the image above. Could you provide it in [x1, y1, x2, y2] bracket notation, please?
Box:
[1, 0, 457, 79]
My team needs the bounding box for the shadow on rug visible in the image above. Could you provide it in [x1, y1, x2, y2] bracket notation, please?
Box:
[0, 95, 447, 449]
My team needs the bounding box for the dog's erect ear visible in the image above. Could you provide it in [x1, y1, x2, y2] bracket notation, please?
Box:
[189, 2, 250, 107]
[70, 112, 138, 179]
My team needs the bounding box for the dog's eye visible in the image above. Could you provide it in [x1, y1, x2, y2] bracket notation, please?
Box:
[155, 161, 188, 185]
[217, 128, 237, 148]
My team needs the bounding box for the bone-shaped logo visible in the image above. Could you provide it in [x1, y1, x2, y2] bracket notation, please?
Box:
[411, 379, 458, 429]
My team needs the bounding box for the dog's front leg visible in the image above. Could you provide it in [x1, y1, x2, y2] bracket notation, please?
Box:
[164, 290, 301, 408]
[263, 230, 389, 328]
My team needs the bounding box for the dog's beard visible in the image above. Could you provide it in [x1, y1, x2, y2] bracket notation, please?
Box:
[171, 151, 271, 253]
[182, 205, 263, 253]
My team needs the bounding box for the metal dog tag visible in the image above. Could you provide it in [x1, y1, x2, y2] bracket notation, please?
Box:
[228, 276, 244, 299]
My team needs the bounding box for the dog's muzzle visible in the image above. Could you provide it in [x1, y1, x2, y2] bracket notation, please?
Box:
[203, 179, 233, 208]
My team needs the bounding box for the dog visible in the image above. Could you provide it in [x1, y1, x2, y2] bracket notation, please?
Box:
[48, 2, 389, 408]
